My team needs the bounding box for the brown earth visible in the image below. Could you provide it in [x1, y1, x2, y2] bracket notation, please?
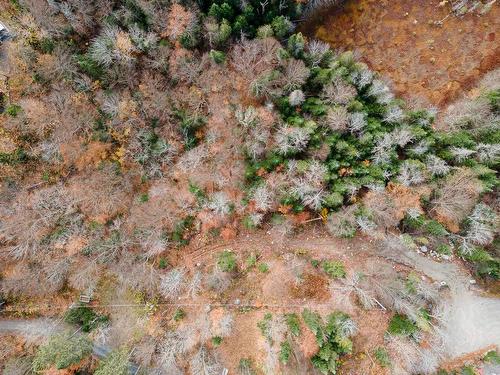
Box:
[301, 0, 500, 108]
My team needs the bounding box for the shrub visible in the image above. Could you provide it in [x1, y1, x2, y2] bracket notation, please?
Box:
[173, 109, 206, 151]
[209, 49, 226, 64]
[0, 148, 29, 165]
[484, 350, 500, 364]
[5, 104, 22, 117]
[212, 336, 223, 346]
[436, 243, 452, 255]
[159, 258, 168, 269]
[258, 263, 269, 273]
[32, 333, 92, 371]
[171, 216, 195, 246]
[245, 254, 257, 268]
[374, 347, 391, 368]
[322, 260, 346, 279]
[387, 314, 418, 337]
[424, 220, 448, 236]
[461, 247, 499, 280]
[217, 250, 237, 272]
[173, 308, 186, 321]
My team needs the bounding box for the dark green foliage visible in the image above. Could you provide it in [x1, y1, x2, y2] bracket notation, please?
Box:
[76, 54, 105, 81]
[134, 130, 170, 167]
[287, 32, 306, 58]
[32, 333, 92, 371]
[484, 350, 500, 364]
[92, 114, 112, 143]
[189, 181, 207, 204]
[212, 336, 223, 346]
[208, 3, 234, 20]
[217, 250, 237, 272]
[180, 26, 201, 49]
[39, 37, 55, 54]
[209, 49, 226, 64]
[387, 314, 418, 337]
[0, 149, 28, 165]
[5, 104, 21, 117]
[171, 216, 195, 246]
[436, 243, 452, 255]
[285, 313, 301, 337]
[279, 340, 292, 364]
[158, 258, 168, 269]
[402, 214, 425, 230]
[64, 305, 108, 332]
[302, 309, 355, 374]
[197, 0, 300, 40]
[123, 0, 151, 30]
[424, 220, 448, 236]
[462, 247, 500, 280]
[272, 16, 293, 39]
[403, 214, 448, 237]
[322, 261, 346, 279]
[173, 308, 186, 321]
[174, 110, 206, 150]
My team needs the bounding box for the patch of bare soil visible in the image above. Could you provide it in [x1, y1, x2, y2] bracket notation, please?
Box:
[301, 0, 500, 108]
[289, 272, 330, 301]
[215, 311, 267, 373]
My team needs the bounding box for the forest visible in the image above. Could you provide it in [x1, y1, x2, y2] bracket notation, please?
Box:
[0, 0, 498, 374]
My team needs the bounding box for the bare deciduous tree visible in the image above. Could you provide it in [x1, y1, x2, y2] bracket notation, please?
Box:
[190, 346, 223, 375]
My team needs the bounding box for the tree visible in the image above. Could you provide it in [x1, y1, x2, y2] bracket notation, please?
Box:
[430, 168, 483, 230]
[94, 348, 130, 375]
[190, 346, 223, 375]
[160, 268, 186, 299]
[271, 16, 293, 39]
[32, 333, 92, 371]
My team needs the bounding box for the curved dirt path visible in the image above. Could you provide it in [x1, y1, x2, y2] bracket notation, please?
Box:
[301, 0, 500, 108]
[394, 249, 500, 358]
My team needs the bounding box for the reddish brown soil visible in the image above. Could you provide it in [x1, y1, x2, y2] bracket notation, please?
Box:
[301, 0, 500, 108]
[180, 226, 392, 373]
[289, 272, 330, 300]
